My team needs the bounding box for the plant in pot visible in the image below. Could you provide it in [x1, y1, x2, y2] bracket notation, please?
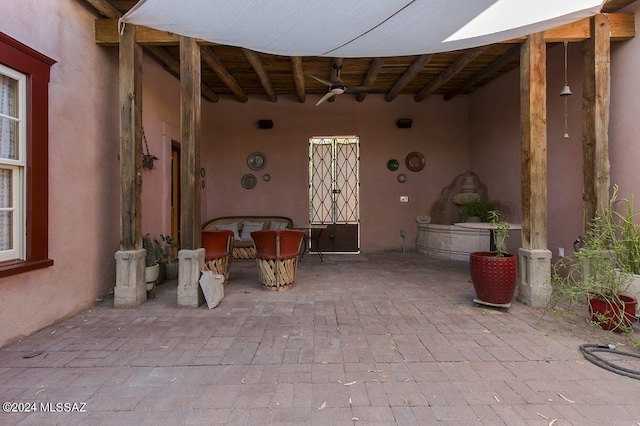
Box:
[143, 234, 162, 291]
[459, 199, 495, 223]
[469, 210, 518, 307]
[550, 185, 638, 334]
[159, 234, 180, 281]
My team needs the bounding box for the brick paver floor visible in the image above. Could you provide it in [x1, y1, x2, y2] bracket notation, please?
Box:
[0, 252, 639, 425]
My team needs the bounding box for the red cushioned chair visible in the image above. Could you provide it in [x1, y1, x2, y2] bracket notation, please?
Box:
[250, 229, 305, 291]
[201, 230, 234, 282]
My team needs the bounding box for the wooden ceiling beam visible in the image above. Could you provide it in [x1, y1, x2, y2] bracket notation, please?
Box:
[242, 48, 277, 102]
[385, 55, 432, 102]
[83, 0, 120, 18]
[443, 45, 520, 101]
[290, 57, 305, 103]
[95, 14, 635, 46]
[357, 58, 384, 102]
[201, 46, 247, 103]
[415, 46, 488, 102]
[146, 46, 219, 103]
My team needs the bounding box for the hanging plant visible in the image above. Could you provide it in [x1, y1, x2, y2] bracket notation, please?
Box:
[142, 128, 158, 170]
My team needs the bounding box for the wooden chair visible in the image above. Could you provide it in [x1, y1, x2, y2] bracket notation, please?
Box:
[250, 229, 305, 291]
[201, 230, 234, 282]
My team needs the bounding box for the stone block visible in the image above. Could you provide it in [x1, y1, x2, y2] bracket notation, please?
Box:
[517, 248, 552, 307]
[114, 249, 147, 308]
[177, 248, 205, 308]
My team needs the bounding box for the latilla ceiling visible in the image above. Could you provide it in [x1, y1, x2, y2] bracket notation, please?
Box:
[83, 0, 637, 104]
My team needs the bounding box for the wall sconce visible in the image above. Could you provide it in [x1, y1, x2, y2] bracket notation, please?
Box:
[396, 118, 412, 129]
[258, 119, 274, 129]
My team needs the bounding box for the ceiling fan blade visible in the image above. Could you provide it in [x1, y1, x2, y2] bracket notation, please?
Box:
[344, 86, 386, 94]
[308, 74, 333, 87]
[315, 91, 335, 106]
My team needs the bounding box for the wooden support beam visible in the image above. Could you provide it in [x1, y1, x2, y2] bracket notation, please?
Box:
[290, 56, 305, 103]
[582, 14, 611, 232]
[201, 46, 247, 103]
[96, 14, 635, 46]
[180, 36, 202, 250]
[357, 58, 384, 102]
[146, 46, 219, 103]
[385, 55, 432, 102]
[119, 24, 142, 251]
[444, 45, 520, 101]
[415, 47, 488, 102]
[520, 33, 548, 250]
[242, 48, 277, 102]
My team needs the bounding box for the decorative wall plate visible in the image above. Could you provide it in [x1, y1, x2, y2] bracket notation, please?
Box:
[387, 159, 400, 171]
[397, 173, 408, 183]
[241, 173, 257, 189]
[262, 173, 271, 182]
[405, 151, 425, 172]
[247, 151, 266, 171]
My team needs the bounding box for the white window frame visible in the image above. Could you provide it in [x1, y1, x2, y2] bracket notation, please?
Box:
[0, 64, 26, 262]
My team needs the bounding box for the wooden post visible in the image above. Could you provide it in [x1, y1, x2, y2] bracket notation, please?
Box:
[119, 23, 142, 250]
[582, 14, 611, 232]
[520, 33, 547, 250]
[180, 36, 201, 249]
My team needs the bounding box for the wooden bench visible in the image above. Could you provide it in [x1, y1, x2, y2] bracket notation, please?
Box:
[201, 216, 294, 260]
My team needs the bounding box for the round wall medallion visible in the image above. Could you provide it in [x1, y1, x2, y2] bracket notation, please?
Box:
[397, 173, 408, 183]
[241, 173, 257, 189]
[405, 152, 426, 172]
[247, 151, 266, 171]
[387, 159, 400, 171]
[262, 173, 271, 182]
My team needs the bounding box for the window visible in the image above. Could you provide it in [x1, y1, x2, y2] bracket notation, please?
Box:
[0, 33, 55, 276]
[0, 65, 26, 261]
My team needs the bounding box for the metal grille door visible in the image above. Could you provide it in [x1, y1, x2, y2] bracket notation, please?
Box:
[309, 137, 359, 253]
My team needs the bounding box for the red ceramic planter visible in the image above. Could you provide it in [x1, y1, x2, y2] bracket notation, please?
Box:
[587, 292, 638, 332]
[469, 252, 518, 305]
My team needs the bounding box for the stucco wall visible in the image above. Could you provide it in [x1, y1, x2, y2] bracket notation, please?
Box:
[610, 2, 640, 202]
[469, 42, 598, 257]
[200, 95, 470, 252]
[0, 1, 120, 346]
[469, 8, 640, 259]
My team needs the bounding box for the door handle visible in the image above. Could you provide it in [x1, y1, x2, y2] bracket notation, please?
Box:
[332, 189, 341, 194]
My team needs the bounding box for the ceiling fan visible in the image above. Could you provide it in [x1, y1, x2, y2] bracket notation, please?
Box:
[309, 62, 383, 106]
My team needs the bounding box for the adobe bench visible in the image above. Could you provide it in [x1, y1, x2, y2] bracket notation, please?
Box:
[201, 216, 293, 260]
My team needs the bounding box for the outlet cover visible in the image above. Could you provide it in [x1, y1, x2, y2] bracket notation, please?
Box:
[400, 196, 409, 202]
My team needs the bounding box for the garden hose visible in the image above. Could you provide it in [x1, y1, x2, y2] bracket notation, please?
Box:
[579, 343, 640, 380]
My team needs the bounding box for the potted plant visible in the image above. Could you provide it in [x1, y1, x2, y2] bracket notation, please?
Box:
[159, 234, 180, 280]
[459, 199, 495, 223]
[550, 185, 638, 333]
[143, 234, 162, 291]
[469, 210, 518, 307]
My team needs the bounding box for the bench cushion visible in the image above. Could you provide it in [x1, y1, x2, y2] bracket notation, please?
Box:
[202, 216, 294, 259]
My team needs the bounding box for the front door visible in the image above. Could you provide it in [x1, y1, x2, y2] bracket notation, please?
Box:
[309, 136, 360, 254]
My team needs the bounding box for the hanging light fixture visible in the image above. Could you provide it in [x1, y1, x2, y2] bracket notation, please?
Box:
[560, 41, 572, 138]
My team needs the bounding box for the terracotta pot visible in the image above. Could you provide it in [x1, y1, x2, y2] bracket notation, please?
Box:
[587, 292, 637, 332]
[469, 251, 518, 305]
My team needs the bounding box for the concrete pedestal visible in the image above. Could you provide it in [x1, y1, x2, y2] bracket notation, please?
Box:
[178, 248, 205, 308]
[114, 249, 147, 308]
[517, 248, 552, 307]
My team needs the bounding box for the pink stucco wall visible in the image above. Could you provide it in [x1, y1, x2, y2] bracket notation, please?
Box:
[1, 1, 120, 346]
[200, 96, 470, 252]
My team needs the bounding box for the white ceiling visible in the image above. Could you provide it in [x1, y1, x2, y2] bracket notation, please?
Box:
[121, 0, 605, 57]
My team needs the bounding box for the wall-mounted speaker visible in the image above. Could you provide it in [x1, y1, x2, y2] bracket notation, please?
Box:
[258, 119, 274, 129]
[396, 118, 412, 129]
